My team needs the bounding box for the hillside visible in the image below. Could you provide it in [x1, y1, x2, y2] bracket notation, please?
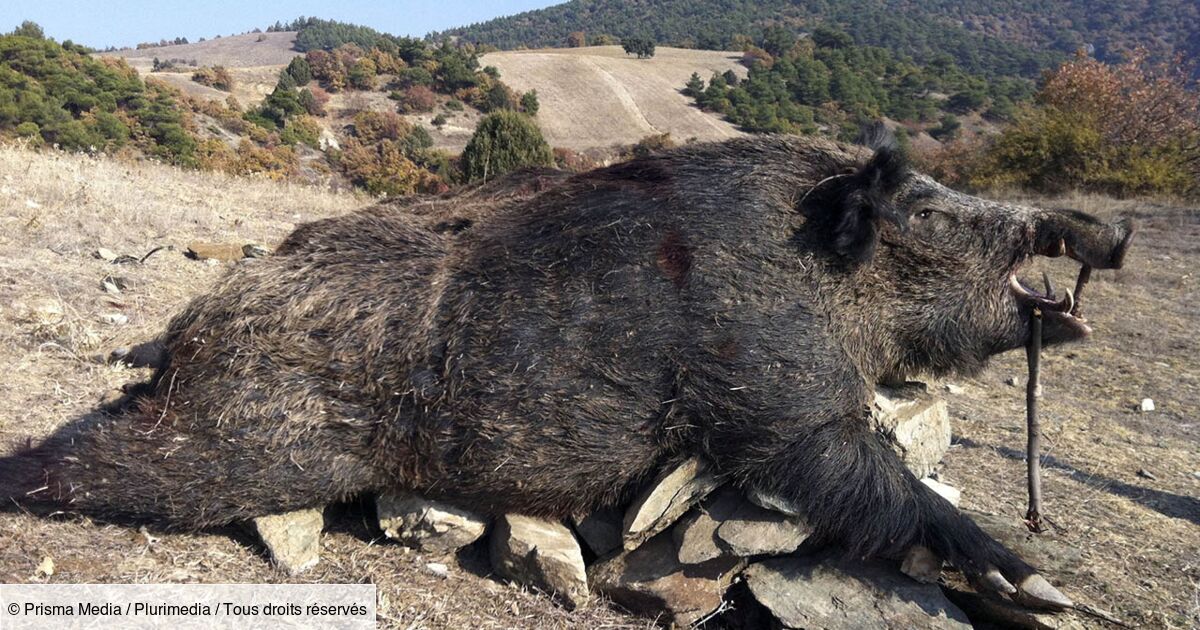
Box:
[442, 0, 1200, 77]
[106, 31, 301, 70]
[99, 32, 301, 109]
[100, 33, 749, 154]
[480, 45, 744, 149]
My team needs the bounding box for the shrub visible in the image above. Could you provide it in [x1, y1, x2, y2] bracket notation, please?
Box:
[959, 51, 1200, 197]
[431, 113, 447, 127]
[928, 114, 961, 141]
[622, 36, 656, 59]
[195, 138, 237, 172]
[284, 56, 312, 85]
[520, 90, 539, 116]
[393, 85, 437, 113]
[348, 58, 377, 90]
[280, 115, 322, 146]
[553, 147, 599, 172]
[192, 66, 234, 91]
[631, 132, 675, 158]
[14, 121, 41, 143]
[302, 87, 330, 116]
[335, 137, 440, 196]
[352, 110, 411, 143]
[394, 66, 433, 88]
[235, 141, 298, 179]
[460, 110, 553, 182]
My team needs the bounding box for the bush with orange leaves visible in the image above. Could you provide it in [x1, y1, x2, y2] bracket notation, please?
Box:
[333, 111, 446, 196]
[923, 51, 1199, 198]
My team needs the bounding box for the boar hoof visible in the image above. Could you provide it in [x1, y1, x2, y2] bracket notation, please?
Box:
[1015, 574, 1073, 610]
[980, 566, 1016, 595]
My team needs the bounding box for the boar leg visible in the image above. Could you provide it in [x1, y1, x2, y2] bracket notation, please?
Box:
[727, 416, 1073, 608]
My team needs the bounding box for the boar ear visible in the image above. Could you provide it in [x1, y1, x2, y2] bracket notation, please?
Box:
[803, 134, 910, 264]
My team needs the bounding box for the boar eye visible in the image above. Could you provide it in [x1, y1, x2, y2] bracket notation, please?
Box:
[915, 208, 935, 220]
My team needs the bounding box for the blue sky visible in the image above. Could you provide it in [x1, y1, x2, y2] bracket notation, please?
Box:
[3, 0, 562, 48]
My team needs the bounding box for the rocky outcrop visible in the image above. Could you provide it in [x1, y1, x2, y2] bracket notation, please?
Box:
[573, 507, 623, 557]
[348, 383, 1039, 628]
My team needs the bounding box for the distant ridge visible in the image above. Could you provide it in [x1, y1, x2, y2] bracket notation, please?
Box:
[439, 0, 1199, 79]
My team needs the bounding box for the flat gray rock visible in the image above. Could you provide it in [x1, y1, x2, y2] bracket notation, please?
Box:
[490, 514, 589, 610]
[744, 555, 972, 630]
[622, 457, 719, 550]
[672, 487, 743, 564]
[873, 383, 952, 478]
[716, 498, 812, 557]
[253, 508, 324, 575]
[377, 492, 487, 554]
[590, 530, 743, 627]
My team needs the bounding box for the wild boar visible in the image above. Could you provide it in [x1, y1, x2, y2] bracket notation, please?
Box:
[1, 133, 1132, 608]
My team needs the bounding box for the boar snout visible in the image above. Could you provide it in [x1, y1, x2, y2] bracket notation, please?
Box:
[1034, 209, 1135, 270]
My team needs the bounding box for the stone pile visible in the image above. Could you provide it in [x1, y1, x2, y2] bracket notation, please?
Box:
[252, 383, 1066, 627]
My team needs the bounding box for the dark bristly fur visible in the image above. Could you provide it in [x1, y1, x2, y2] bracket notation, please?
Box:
[0, 135, 1132, 592]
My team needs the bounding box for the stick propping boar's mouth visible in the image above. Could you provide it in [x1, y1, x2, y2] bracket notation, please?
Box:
[1010, 213, 1134, 346]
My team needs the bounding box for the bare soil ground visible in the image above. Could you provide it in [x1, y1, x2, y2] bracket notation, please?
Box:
[0, 146, 1195, 628]
[480, 45, 746, 150]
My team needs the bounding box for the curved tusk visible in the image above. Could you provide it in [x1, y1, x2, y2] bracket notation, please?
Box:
[1054, 289, 1074, 314]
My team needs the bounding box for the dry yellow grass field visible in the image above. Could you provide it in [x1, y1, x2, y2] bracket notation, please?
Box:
[0, 145, 1195, 628]
[104, 31, 301, 70]
[480, 46, 746, 150]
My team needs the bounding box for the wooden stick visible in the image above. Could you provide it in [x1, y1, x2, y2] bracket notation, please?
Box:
[1025, 308, 1045, 533]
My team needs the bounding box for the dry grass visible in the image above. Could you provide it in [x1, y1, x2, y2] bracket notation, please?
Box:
[480, 45, 746, 150]
[102, 32, 300, 71]
[0, 146, 1195, 628]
